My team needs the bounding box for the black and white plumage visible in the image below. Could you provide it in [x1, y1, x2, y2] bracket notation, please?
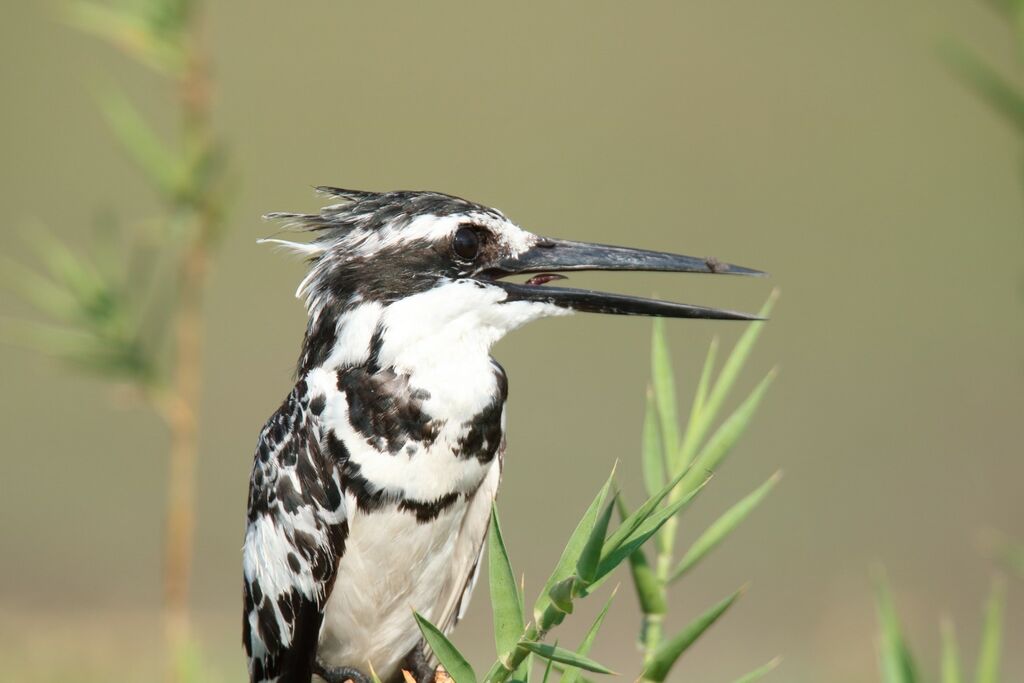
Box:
[243, 188, 763, 683]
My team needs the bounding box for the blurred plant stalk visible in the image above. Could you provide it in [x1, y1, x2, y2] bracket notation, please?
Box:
[8, 0, 230, 679]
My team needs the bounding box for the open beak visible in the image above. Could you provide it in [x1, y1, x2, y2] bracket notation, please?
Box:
[483, 238, 765, 320]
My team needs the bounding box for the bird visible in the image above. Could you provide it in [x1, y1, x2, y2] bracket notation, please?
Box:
[242, 187, 763, 683]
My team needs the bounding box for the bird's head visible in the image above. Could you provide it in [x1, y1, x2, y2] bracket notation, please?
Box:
[263, 188, 764, 376]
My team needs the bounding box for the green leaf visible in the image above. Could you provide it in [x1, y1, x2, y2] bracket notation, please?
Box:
[65, 1, 184, 73]
[669, 472, 782, 583]
[596, 479, 709, 582]
[974, 578, 1005, 683]
[98, 87, 182, 198]
[540, 645, 557, 683]
[677, 290, 776, 468]
[641, 388, 665, 497]
[732, 657, 781, 683]
[548, 577, 576, 615]
[676, 369, 776, 500]
[519, 642, 614, 675]
[577, 501, 615, 584]
[489, 506, 525, 658]
[940, 618, 963, 683]
[671, 335, 720, 477]
[559, 590, 616, 683]
[872, 571, 920, 683]
[368, 664, 385, 683]
[640, 586, 746, 682]
[602, 462, 690, 558]
[533, 467, 615, 620]
[651, 318, 680, 461]
[615, 495, 665, 616]
[413, 612, 477, 683]
[942, 43, 1024, 137]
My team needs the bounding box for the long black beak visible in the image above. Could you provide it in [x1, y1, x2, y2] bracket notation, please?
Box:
[483, 238, 765, 320]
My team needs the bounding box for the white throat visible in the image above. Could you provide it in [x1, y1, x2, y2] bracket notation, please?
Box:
[317, 280, 570, 419]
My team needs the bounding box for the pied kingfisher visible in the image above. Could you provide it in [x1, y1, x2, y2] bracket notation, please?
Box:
[242, 188, 762, 683]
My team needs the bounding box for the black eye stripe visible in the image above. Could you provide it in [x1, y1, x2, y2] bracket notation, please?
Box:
[452, 226, 481, 261]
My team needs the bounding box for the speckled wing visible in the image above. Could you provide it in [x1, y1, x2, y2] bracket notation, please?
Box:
[243, 380, 348, 683]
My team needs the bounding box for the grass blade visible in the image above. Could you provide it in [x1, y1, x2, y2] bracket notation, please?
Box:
[676, 369, 776, 500]
[732, 657, 781, 683]
[677, 290, 777, 467]
[651, 319, 680, 460]
[597, 478, 709, 581]
[641, 387, 665, 497]
[414, 612, 477, 683]
[603, 463, 690, 557]
[683, 337, 719, 468]
[616, 494, 666, 616]
[669, 472, 782, 583]
[872, 571, 919, 683]
[533, 467, 615, 620]
[577, 500, 615, 584]
[943, 43, 1024, 136]
[489, 506, 524, 658]
[973, 578, 1005, 683]
[520, 642, 615, 675]
[941, 618, 963, 683]
[640, 586, 746, 682]
[559, 590, 616, 683]
[540, 644, 557, 683]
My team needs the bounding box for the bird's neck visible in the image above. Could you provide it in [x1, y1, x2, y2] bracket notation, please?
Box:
[302, 297, 507, 422]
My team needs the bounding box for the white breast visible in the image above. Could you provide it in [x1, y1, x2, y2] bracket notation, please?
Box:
[317, 459, 500, 679]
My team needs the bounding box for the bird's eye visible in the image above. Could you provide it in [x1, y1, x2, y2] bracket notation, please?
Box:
[451, 226, 481, 261]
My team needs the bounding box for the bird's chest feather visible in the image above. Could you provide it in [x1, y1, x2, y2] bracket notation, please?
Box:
[303, 358, 507, 676]
[316, 482, 491, 677]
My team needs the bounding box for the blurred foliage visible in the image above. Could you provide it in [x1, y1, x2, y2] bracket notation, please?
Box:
[944, 0, 1024, 177]
[3, 1, 229, 681]
[5, 0, 229, 391]
[874, 572, 1007, 683]
[415, 292, 779, 683]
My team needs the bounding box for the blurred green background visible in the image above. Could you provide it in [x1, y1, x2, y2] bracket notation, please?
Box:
[1, 1, 1022, 682]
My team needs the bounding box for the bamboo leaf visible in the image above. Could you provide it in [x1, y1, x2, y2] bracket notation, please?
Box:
[603, 463, 690, 557]
[641, 586, 746, 682]
[973, 578, 1005, 683]
[489, 506, 524, 658]
[685, 337, 719, 457]
[577, 501, 615, 584]
[678, 290, 776, 467]
[519, 642, 614, 675]
[413, 612, 477, 683]
[596, 478, 709, 581]
[540, 645, 557, 683]
[533, 467, 615, 620]
[651, 319, 680, 461]
[616, 494, 665, 616]
[559, 590, 616, 683]
[676, 369, 776, 500]
[873, 571, 920, 683]
[641, 388, 665, 496]
[669, 472, 782, 583]
[943, 43, 1024, 136]
[940, 618, 963, 683]
[732, 657, 781, 683]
